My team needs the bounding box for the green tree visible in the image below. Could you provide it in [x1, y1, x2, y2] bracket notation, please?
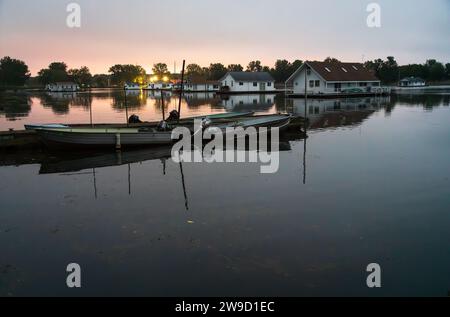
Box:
[247, 60, 263, 72]
[68, 66, 92, 87]
[365, 57, 398, 83]
[0, 56, 31, 86]
[186, 64, 203, 77]
[291, 60, 303, 71]
[37, 62, 70, 85]
[208, 63, 227, 80]
[109, 64, 146, 85]
[324, 57, 341, 63]
[227, 64, 243, 72]
[152, 63, 170, 78]
[92, 74, 110, 88]
[426, 60, 445, 81]
[445, 63, 450, 79]
[398, 63, 427, 80]
[272, 59, 292, 82]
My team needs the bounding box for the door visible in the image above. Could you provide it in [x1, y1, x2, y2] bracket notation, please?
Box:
[260, 82, 266, 91]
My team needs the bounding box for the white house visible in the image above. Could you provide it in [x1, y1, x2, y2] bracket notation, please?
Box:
[399, 77, 426, 87]
[46, 82, 79, 92]
[219, 72, 276, 93]
[146, 81, 173, 90]
[184, 80, 220, 92]
[286, 61, 382, 95]
[124, 82, 141, 90]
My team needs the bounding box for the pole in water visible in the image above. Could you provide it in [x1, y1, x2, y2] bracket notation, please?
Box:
[160, 91, 166, 121]
[124, 91, 129, 127]
[177, 59, 186, 124]
[88, 90, 94, 128]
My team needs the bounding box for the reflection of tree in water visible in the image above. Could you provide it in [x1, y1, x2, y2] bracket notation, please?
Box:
[37, 92, 92, 115]
[391, 94, 450, 110]
[111, 92, 147, 111]
[184, 93, 221, 109]
[0, 91, 32, 120]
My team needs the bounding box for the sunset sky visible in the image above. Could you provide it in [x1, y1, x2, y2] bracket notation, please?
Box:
[1, 0, 449, 75]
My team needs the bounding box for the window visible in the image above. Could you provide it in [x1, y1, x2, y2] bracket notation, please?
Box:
[341, 67, 348, 73]
[315, 80, 320, 87]
[359, 82, 367, 87]
[307, 69, 311, 76]
[239, 82, 244, 86]
[352, 65, 358, 71]
[295, 82, 298, 86]
[267, 82, 272, 87]
[253, 82, 258, 87]
[231, 81, 234, 87]
[253, 99, 258, 104]
[309, 80, 314, 88]
[325, 67, 331, 73]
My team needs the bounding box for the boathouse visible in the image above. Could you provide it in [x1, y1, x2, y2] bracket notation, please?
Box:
[219, 72, 276, 93]
[146, 81, 173, 90]
[124, 82, 141, 90]
[185, 79, 220, 92]
[398, 77, 426, 87]
[46, 82, 79, 92]
[286, 61, 382, 96]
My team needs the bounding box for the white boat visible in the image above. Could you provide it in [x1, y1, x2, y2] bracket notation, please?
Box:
[24, 124, 69, 131]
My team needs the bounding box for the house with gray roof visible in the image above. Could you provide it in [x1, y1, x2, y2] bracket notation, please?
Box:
[219, 72, 276, 93]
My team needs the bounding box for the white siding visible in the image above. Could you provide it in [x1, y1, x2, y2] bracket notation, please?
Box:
[291, 67, 381, 94]
[220, 74, 276, 93]
[292, 68, 325, 94]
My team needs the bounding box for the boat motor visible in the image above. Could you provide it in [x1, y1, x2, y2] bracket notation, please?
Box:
[201, 117, 212, 129]
[128, 114, 142, 124]
[167, 110, 180, 121]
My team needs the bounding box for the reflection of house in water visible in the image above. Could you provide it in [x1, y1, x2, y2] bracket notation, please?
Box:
[292, 96, 391, 129]
[219, 94, 276, 111]
[183, 93, 221, 109]
[40, 92, 91, 114]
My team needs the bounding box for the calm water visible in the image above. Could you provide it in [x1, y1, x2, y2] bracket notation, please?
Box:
[1, 91, 450, 296]
[0, 89, 282, 131]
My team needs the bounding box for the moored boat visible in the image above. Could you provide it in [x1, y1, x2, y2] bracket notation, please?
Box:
[35, 127, 174, 149]
[24, 124, 69, 131]
[197, 114, 292, 139]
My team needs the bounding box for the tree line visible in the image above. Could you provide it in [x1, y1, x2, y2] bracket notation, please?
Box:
[1, 55, 450, 88]
[364, 56, 450, 84]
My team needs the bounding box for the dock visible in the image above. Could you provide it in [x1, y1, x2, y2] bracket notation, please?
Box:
[287, 91, 391, 99]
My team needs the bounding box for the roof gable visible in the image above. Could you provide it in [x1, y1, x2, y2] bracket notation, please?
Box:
[222, 72, 274, 82]
[287, 61, 380, 83]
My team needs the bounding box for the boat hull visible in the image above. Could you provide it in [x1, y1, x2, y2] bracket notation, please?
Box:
[36, 129, 174, 149]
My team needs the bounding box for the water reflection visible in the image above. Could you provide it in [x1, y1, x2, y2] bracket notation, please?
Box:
[0, 91, 32, 120]
[289, 96, 391, 130]
[219, 94, 277, 112]
[1, 89, 450, 131]
[1, 96, 450, 296]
